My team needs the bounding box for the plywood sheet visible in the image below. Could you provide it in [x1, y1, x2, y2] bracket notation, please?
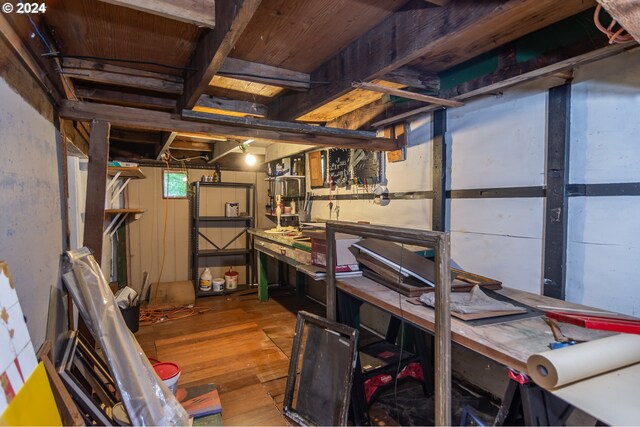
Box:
[297, 80, 404, 123]
[44, 0, 200, 75]
[231, 0, 407, 72]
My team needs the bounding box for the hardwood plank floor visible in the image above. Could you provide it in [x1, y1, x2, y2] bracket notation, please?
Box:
[135, 289, 323, 425]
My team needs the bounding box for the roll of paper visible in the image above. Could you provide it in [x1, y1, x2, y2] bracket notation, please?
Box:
[527, 334, 640, 389]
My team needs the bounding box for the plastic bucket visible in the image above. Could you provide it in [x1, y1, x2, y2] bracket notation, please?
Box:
[212, 278, 225, 292]
[225, 269, 239, 290]
[153, 362, 180, 394]
[120, 305, 140, 333]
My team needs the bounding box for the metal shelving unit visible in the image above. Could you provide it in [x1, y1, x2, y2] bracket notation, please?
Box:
[191, 181, 255, 297]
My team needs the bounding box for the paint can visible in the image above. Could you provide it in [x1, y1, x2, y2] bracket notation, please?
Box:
[225, 268, 239, 290]
[212, 278, 225, 292]
[153, 362, 181, 395]
[225, 202, 239, 217]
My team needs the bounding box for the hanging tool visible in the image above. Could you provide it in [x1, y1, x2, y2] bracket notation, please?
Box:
[328, 176, 334, 220]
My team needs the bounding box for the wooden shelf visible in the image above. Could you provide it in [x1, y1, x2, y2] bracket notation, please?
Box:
[107, 166, 145, 179]
[196, 284, 251, 297]
[105, 208, 145, 214]
[265, 213, 298, 218]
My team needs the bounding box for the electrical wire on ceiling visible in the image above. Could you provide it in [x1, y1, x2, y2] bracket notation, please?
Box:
[20, 0, 78, 100]
[45, 53, 197, 73]
[217, 71, 330, 86]
[593, 4, 634, 44]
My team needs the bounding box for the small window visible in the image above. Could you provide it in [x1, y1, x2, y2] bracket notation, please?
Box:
[163, 170, 188, 199]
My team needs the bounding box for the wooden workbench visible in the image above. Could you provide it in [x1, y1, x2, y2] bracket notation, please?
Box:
[248, 228, 316, 301]
[336, 275, 612, 374]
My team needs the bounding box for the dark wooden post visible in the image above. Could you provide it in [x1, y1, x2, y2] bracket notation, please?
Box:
[432, 108, 447, 231]
[543, 84, 571, 299]
[83, 120, 110, 265]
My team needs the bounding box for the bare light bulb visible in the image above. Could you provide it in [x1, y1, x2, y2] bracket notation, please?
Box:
[245, 153, 257, 166]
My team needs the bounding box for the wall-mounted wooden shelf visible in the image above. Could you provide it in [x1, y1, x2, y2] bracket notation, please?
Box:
[107, 166, 145, 179]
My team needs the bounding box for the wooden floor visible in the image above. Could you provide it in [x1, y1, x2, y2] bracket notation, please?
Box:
[135, 289, 322, 425]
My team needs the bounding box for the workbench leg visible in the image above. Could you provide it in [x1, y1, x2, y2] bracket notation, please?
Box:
[413, 329, 434, 396]
[295, 271, 305, 297]
[258, 251, 268, 302]
[337, 291, 368, 425]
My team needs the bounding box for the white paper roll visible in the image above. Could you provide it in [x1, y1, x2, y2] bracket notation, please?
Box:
[527, 334, 640, 389]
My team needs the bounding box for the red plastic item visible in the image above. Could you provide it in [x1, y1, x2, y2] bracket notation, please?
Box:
[397, 362, 424, 382]
[364, 373, 393, 403]
[153, 362, 180, 380]
[508, 369, 530, 384]
[545, 311, 640, 335]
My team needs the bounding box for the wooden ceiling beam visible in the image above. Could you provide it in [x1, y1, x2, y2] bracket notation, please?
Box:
[218, 57, 311, 90]
[597, 0, 640, 43]
[170, 141, 214, 151]
[75, 86, 176, 110]
[62, 58, 183, 94]
[352, 82, 463, 107]
[110, 129, 160, 145]
[96, 0, 215, 28]
[196, 95, 267, 117]
[270, 0, 593, 121]
[382, 66, 439, 92]
[58, 101, 398, 150]
[179, 0, 263, 110]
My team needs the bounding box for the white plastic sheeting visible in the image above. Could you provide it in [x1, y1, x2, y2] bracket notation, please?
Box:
[62, 248, 189, 426]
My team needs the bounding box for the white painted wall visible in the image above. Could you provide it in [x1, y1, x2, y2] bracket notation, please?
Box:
[447, 87, 548, 293]
[298, 49, 640, 315]
[0, 77, 64, 348]
[566, 49, 640, 315]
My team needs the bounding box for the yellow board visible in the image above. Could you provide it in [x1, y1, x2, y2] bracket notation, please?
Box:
[0, 362, 62, 426]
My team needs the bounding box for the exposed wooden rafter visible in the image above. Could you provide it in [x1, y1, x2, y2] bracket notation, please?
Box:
[62, 58, 183, 94]
[179, 0, 263, 110]
[269, 0, 594, 121]
[110, 129, 160, 145]
[170, 141, 215, 151]
[196, 95, 267, 117]
[382, 66, 439, 91]
[352, 82, 463, 107]
[75, 86, 176, 110]
[96, 0, 216, 28]
[58, 101, 398, 150]
[219, 57, 311, 91]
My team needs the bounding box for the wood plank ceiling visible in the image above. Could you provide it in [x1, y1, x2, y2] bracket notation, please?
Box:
[4, 0, 632, 166]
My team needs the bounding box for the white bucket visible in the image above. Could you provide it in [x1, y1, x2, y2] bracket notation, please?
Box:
[212, 278, 225, 292]
[225, 269, 239, 290]
[153, 362, 180, 395]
